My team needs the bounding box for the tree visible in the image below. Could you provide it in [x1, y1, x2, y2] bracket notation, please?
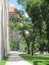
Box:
[17, 0, 48, 54]
[15, 20, 33, 54]
[40, 0, 49, 52]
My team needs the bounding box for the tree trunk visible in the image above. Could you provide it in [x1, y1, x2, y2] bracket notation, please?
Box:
[47, 43, 49, 53]
[39, 44, 44, 54]
[31, 41, 34, 55]
[46, 22, 49, 53]
[40, 50, 44, 54]
[27, 44, 30, 54]
[22, 32, 30, 54]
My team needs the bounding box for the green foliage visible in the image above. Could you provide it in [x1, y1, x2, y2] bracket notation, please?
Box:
[26, 0, 49, 52]
[0, 54, 10, 65]
[17, 0, 44, 9]
[9, 23, 15, 29]
[9, 38, 14, 47]
[9, 0, 49, 53]
[9, 37, 19, 51]
[37, 62, 46, 65]
[20, 54, 49, 64]
[19, 39, 27, 51]
[17, 0, 28, 8]
[12, 41, 19, 51]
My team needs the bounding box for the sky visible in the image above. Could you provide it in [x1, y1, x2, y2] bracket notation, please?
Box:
[9, 0, 23, 10]
[9, 0, 29, 18]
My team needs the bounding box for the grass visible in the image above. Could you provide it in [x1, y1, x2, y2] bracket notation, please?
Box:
[0, 54, 10, 65]
[20, 54, 49, 65]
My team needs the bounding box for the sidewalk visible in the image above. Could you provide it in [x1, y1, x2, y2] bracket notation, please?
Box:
[5, 51, 32, 65]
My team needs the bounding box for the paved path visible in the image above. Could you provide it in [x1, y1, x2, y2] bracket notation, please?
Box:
[5, 51, 32, 65]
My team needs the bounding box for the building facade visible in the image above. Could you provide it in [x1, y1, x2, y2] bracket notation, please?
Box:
[9, 5, 20, 42]
[9, 5, 21, 50]
[0, 0, 9, 60]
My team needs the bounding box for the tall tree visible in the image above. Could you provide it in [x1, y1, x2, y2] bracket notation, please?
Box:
[17, 0, 48, 54]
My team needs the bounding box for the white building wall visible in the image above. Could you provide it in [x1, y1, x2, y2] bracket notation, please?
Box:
[0, 0, 9, 60]
[3, 0, 10, 56]
[0, 0, 5, 60]
[6, 0, 10, 54]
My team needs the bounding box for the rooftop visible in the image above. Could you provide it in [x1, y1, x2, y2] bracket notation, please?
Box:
[9, 5, 16, 12]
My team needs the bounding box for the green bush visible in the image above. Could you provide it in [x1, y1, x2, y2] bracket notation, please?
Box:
[38, 62, 46, 65]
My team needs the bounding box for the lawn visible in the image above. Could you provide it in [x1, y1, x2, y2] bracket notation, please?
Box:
[20, 54, 49, 65]
[0, 54, 10, 65]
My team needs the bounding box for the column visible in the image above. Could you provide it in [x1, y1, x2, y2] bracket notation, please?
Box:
[0, 0, 5, 60]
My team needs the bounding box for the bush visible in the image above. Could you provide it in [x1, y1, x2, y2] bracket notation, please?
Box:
[38, 62, 46, 65]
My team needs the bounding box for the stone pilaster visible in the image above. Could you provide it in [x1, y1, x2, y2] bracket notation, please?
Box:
[0, 0, 10, 60]
[0, 0, 5, 60]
